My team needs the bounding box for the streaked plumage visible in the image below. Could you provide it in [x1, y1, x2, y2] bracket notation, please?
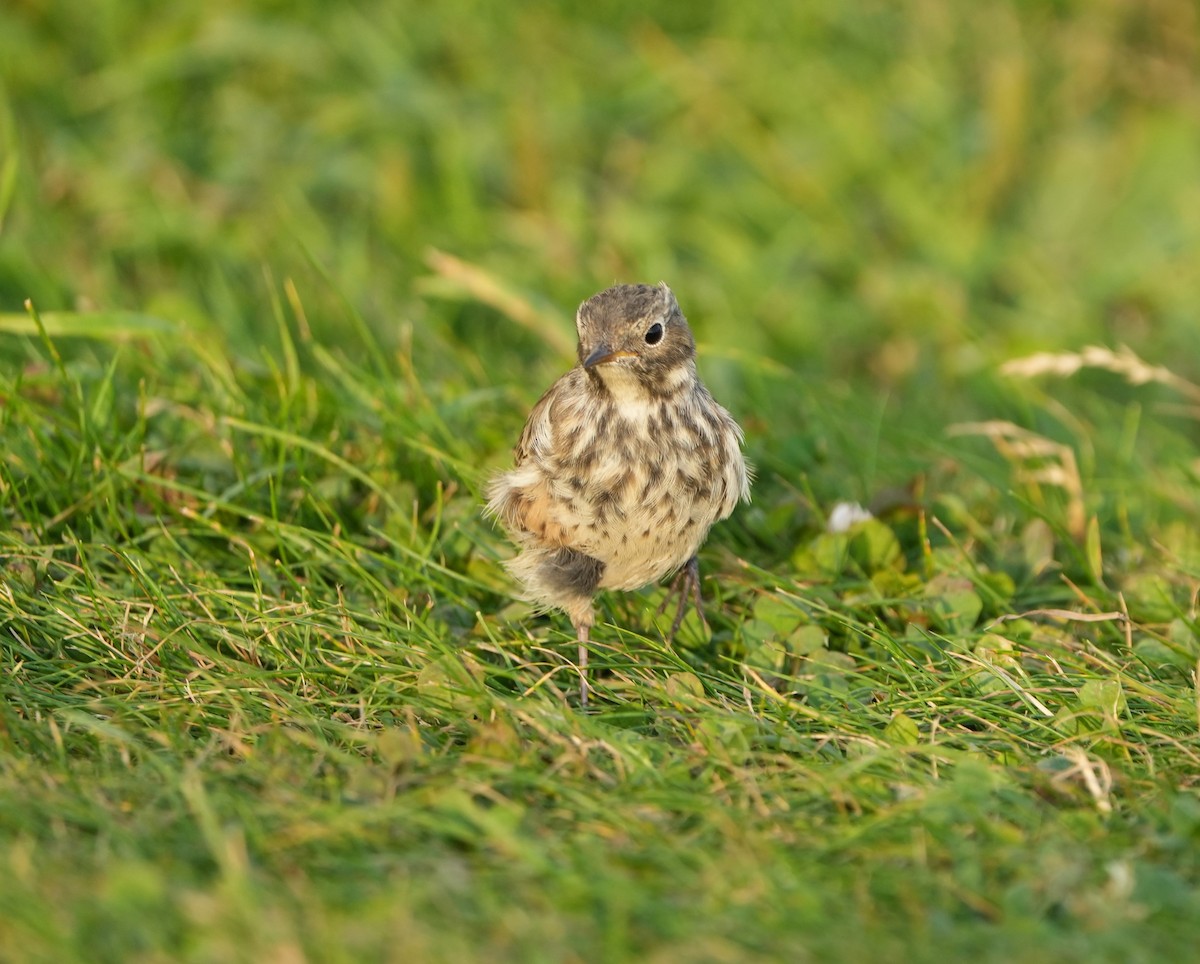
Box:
[487, 282, 750, 705]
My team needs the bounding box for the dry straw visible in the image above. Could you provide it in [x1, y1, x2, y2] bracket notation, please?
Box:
[1001, 344, 1200, 412]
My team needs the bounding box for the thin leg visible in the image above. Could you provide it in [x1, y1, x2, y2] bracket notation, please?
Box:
[577, 623, 590, 708]
[654, 555, 708, 643]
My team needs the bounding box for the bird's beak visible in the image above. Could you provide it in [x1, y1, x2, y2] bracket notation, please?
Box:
[584, 346, 636, 368]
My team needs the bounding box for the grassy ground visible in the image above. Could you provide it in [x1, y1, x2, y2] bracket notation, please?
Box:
[3, 1, 1200, 961]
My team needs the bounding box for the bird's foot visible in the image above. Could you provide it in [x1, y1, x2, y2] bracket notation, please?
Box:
[654, 555, 708, 643]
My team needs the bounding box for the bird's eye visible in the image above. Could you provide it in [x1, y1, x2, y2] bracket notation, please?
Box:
[644, 322, 664, 345]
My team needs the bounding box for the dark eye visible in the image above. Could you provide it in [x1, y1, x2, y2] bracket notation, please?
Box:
[644, 322, 664, 345]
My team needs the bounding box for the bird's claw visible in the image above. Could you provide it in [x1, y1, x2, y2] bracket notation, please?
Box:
[654, 555, 708, 643]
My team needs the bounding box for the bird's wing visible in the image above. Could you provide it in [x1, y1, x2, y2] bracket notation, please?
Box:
[487, 370, 584, 546]
[513, 369, 577, 466]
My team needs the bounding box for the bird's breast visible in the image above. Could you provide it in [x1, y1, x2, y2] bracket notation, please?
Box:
[550, 388, 743, 591]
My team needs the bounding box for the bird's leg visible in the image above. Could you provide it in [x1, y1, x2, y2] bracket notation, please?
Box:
[575, 621, 590, 708]
[567, 597, 596, 709]
[655, 555, 708, 643]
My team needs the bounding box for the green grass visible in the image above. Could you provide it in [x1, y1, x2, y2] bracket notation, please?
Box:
[3, 1, 1200, 961]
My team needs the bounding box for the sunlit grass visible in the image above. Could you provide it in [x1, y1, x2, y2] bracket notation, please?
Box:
[3, 1, 1200, 961]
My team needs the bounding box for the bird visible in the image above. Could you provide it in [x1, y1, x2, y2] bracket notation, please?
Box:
[486, 282, 751, 706]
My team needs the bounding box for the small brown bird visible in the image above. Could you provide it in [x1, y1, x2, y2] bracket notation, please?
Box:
[487, 282, 750, 705]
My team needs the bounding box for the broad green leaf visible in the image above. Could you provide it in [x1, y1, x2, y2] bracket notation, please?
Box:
[665, 671, 705, 699]
[1078, 678, 1126, 718]
[800, 531, 851, 576]
[924, 573, 983, 634]
[884, 712, 920, 746]
[740, 619, 779, 648]
[849, 518, 904, 573]
[744, 639, 788, 674]
[787, 624, 828, 656]
[753, 595, 805, 635]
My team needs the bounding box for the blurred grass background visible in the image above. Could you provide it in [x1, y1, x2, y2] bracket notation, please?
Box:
[3, 1, 1200, 961]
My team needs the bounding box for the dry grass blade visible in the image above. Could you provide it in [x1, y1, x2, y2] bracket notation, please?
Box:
[947, 420, 1086, 539]
[1053, 746, 1114, 815]
[1002, 344, 1200, 407]
[988, 609, 1126, 625]
[421, 249, 574, 357]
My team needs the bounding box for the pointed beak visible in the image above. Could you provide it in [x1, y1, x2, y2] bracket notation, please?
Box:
[583, 346, 636, 368]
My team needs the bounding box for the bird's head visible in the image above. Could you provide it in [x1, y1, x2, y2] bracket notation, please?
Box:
[575, 283, 696, 392]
